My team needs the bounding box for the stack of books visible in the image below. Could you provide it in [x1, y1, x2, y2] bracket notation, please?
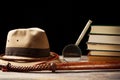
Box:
[87, 25, 120, 61]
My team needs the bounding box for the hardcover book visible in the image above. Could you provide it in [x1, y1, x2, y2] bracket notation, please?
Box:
[87, 42, 120, 51]
[90, 25, 120, 35]
[88, 50, 120, 56]
[88, 34, 120, 44]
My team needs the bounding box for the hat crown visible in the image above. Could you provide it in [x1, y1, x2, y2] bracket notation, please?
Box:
[5, 28, 50, 58]
[6, 28, 49, 48]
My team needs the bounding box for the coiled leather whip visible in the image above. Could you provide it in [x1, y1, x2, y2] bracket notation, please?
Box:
[1, 53, 120, 72]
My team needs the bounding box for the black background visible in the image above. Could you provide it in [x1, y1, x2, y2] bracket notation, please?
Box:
[0, 1, 120, 55]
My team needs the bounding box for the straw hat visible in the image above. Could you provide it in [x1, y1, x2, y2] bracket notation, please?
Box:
[0, 28, 60, 66]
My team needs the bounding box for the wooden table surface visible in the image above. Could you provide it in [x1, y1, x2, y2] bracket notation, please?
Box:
[0, 56, 120, 80]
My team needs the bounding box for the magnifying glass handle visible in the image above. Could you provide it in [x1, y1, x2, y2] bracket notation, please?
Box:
[75, 19, 92, 46]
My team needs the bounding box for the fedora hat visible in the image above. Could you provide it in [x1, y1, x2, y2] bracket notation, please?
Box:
[0, 28, 60, 66]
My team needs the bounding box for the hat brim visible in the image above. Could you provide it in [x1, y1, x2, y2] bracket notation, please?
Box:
[0, 52, 61, 66]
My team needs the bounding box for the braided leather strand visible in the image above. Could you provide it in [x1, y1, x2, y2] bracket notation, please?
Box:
[6, 62, 56, 72]
[0, 52, 59, 72]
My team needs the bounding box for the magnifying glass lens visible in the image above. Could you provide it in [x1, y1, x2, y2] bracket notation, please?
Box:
[62, 44, 82, 62]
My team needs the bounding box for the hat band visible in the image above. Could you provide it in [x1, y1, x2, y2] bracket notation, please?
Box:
[5, 47, 50, 58]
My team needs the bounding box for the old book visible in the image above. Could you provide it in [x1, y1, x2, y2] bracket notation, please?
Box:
[88, 50, 120, 56]
[87, 42, 120, 51]
[88, 55, 120, 61]
[88, 34, 120, 44]
[90, 25, 120, 35]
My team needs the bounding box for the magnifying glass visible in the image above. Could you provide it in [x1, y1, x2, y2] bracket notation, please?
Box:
[62, 19, 92, 62]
